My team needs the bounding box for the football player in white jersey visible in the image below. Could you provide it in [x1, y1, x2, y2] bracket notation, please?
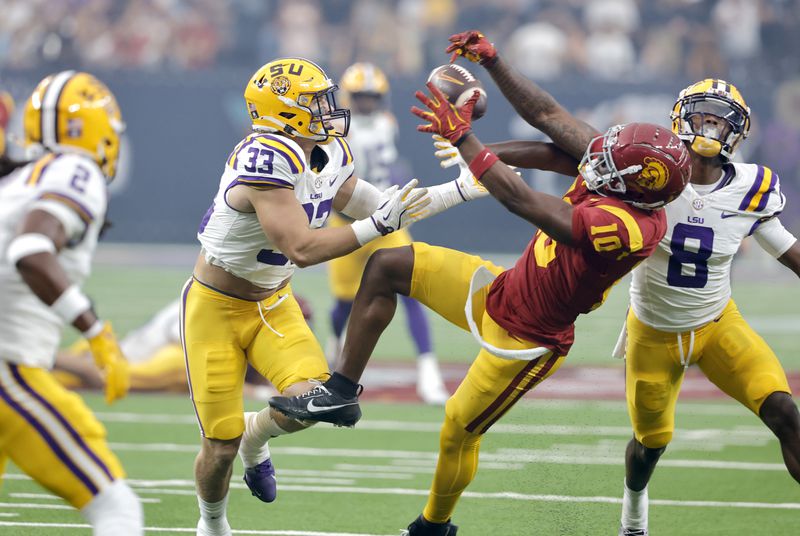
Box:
[327, 62, 448, 405]
[443, 30, 800, 536]
[183, 57, 486, 536]
[0, 72, 142, 535]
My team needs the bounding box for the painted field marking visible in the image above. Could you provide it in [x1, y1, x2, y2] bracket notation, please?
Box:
[0, 522, 396, 536]
[0, 502, 72, 510]
[8, 492, 161, 504]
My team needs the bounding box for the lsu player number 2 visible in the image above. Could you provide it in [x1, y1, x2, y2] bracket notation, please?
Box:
[667, 223, 714, 288]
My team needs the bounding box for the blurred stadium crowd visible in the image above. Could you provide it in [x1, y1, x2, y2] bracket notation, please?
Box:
[1, 0, 798, 81]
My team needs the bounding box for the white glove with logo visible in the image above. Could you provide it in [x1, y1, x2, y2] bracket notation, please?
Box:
[433, 134, 467, 169]
[351, 179, 430, 245]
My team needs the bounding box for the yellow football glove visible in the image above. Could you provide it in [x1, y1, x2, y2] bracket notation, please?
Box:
[87, 322, 130, 404]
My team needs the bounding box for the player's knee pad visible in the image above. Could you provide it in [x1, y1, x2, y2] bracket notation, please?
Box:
[81, 479, 143, 536]
[633, 379, 671, 413]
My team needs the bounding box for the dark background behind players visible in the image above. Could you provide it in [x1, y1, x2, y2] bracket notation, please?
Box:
[1, 0, 799, 251]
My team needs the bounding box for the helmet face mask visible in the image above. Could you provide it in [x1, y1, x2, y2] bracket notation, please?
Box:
[580, 123, 692, 210]
[245, 58, 351, 143]
[671, 79, 750, 161]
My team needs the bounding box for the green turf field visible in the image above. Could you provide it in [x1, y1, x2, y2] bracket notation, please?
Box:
[5, 257, 798, 534]
[2, 395, 799, 535]
[79, 262, 800, 368]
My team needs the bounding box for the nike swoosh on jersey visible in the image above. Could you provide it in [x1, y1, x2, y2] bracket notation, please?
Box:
[306, 400, 358, 413]
[720, 212, 739, 219]
[329, 176, 337, 187]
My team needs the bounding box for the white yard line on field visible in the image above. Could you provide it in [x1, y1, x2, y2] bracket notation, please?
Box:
[103, 442, 786, 472]
[9, 492, 161, 504]
[0, 522, 396, 536]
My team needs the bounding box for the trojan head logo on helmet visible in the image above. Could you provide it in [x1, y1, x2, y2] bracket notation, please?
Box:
[245, 58, 350, 143]
[579, 122, 692, 210]
[671, 78, 750, 161]
[23, 71, 125, 180]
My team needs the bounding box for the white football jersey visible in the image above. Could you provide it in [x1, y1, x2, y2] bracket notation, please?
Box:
[198, 133, 355, 288]
[630, 162, 789, 331]
[346, 112, 398, 190]
[0, 153, 107, 368]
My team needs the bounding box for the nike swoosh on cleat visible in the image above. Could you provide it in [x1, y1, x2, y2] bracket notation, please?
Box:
[306, 400, 358, 413]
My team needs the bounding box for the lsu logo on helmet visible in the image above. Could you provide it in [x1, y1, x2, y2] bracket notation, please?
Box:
[22, 71, 125, 180]
[340, 62, 390, 96]
[245, 58, 350, 143]
[671, 78, 750, 161]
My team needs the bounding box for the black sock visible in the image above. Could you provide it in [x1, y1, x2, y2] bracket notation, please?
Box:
[325, 372, 359, 398]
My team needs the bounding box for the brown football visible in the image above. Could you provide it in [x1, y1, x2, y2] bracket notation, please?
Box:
[427, 64, 487, 120]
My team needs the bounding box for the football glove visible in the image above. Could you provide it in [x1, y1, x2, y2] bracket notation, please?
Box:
[446, 30, 498, 66]
[87, 321, 130, 404]
[412, 82, 480, 146]
[352, 179, 430, 245]
[432, 134, 466, 169]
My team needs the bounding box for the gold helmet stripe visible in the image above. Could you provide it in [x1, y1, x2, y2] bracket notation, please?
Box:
[41, 70, 76, 148]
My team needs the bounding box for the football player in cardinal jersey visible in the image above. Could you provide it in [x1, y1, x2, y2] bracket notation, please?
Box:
[438, 31, 800, 536]
[0, 72, 142, 535]
[183, 57, 486, 536]
[269, 73, 691, 533]
[327, 62, 448, 405]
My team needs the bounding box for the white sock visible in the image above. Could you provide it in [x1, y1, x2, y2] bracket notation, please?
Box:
[81, 480, 143, 536]
[239, 410, 288, 468]
[621, 479, 648, 529]
[197, 494, 231, 535]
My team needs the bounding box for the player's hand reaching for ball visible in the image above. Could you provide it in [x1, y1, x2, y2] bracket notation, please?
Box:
[351, 179, 430, 245]
[87, 321, 130, 404]
[412, 82, 480, 146]
[446, 30, 497, 66]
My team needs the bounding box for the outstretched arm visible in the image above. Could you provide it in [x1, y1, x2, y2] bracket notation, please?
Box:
[434, 136, 579, 176]
[447, 30, 600, 159]
[413, 82, 577, 245]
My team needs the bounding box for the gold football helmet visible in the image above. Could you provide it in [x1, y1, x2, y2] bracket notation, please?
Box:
[244, 58, 350, 143]
[0, 90, 14, 156]
[23, 71, 125, 179]
[671, 78, 750, 161]
[341, 62, 390, 96]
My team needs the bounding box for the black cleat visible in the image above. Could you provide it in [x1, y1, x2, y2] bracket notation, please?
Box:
[401, 515, 458, 535]
[268, 381, 362, 427]
[619, 528, 648, 536]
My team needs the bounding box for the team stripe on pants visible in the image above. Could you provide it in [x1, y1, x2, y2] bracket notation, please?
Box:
[0, 362, 113, 495]
[465, 354, 561, 434]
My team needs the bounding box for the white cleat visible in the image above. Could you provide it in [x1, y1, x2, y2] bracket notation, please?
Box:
[417, 353, 449, 406]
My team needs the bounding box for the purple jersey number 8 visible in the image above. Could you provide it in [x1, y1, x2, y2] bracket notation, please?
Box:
[667, 223, 714, 288]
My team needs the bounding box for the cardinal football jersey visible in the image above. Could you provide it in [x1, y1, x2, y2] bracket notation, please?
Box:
[630, 162, 789, 331]
[198, 132, 355, 289]
[486, 178, 667, 356]
[0, 153, 107, 368]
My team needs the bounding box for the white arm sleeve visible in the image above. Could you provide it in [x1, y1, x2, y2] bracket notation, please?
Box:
[754, 217, 797, 258]
[340, 178, 383, 220]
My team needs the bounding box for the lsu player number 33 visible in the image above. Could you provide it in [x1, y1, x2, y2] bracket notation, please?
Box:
[0, 72, 142, 534]
[438, 29, 800, 536]
[182, 58, 486, 536]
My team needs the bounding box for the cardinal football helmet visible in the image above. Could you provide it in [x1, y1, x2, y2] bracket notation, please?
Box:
[23, 71, 125, 180]
[579, 122, 691, 210]
[245, 58, 350, 143]
[671, 78, 750, 161]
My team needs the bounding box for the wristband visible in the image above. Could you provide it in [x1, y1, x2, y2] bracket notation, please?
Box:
[51, 284, 92, 324]
[6, 233, 56, 265]
[351, 217, 382, 246]
[82, 319, 104, 339]
[468, 148, 500, 181]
